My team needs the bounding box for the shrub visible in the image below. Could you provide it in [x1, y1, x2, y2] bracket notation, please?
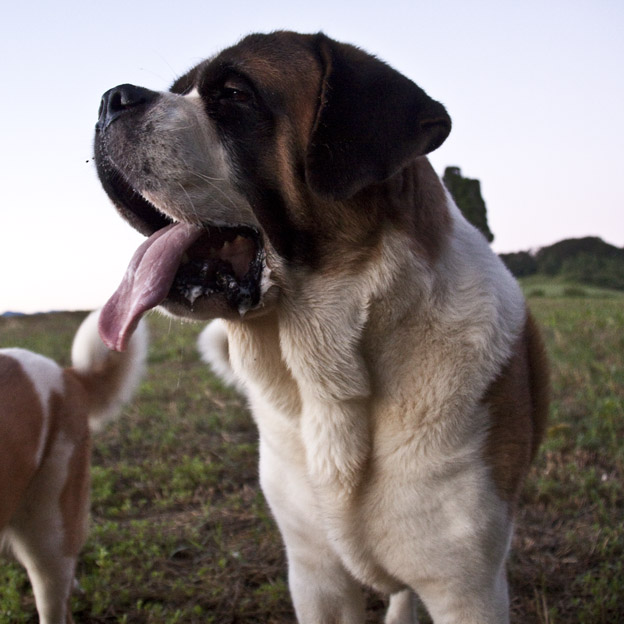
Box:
[563, 286, 587, 298]
[500, 251, 538, 277]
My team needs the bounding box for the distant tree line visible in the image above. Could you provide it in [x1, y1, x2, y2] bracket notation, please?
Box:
[500, 237, 624, 291]
[443, 166, 623, 291]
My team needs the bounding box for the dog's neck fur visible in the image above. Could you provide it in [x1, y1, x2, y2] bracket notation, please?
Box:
[378, 157, 452, 264]
[294, 157, 452, 278]
[225, 160, 521, 494]
[228, 159, 526, 476]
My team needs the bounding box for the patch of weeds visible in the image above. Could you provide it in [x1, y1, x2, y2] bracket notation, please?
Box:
[0, 564, 30, 623]
[562, 286, 587, 297]
[252, 578, 290, 607]
[2, 301, 623, 622]
[573, 558, 623, 623]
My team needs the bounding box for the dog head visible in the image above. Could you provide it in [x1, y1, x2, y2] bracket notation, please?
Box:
[94, 31, 451, 350]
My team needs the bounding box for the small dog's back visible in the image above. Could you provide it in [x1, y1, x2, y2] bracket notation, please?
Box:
[0, 310, 147, 624]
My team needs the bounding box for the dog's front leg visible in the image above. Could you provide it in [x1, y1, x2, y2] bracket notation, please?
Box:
[298, 394, 369, 494]
[385, 590, 420, 624]
[260, 436, 367, 624]
[280, 293, 371, 495]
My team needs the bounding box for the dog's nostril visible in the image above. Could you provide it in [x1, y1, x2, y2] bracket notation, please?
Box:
[97, 84, 158, 131]
[108, 90, 124, 111]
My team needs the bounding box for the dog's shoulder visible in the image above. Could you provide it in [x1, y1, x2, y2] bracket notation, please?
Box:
[0, 348, 65, 410]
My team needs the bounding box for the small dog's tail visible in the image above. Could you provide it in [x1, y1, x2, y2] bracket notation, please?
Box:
[70, 309, 148, 432]
[197, 319, 245, 393]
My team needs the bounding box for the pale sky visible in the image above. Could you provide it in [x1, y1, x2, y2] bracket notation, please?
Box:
[1, 0, 622, 314]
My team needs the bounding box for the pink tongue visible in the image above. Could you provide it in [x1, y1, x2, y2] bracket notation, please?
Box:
[99, 222, 204, 351]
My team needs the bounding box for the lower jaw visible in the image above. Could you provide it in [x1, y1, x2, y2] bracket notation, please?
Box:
[159, 294, 244, 321]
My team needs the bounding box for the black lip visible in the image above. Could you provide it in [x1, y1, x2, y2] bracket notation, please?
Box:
[94, 134, 172, 236]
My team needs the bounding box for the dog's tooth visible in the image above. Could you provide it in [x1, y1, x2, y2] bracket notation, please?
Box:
[185, 285, 204, 305]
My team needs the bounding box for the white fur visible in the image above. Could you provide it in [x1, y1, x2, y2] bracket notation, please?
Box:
[199, 195, 526, 624]
[134, 92, 256, 230]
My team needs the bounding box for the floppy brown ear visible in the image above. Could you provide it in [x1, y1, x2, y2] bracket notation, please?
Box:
[306, 35, 451, 200]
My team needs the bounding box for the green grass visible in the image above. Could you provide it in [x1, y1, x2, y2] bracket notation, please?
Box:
[520, 275, 624, 300]
[510, 292, 624, 623]
[1, 294, 622, 623]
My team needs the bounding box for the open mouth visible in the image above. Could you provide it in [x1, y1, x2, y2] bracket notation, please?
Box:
[99, 218, 264, 352]
[170, 224, 263, 310]
[95, 154, 265, 351]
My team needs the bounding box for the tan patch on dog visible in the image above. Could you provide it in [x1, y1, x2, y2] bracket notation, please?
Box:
[409, 157, 452, 263]
[0, 355, 44, 528]
[68, 351, 131, 421]
[58, 373, 91, 556]
[484, 311, 550, 503]
[328, 156, 451, 273]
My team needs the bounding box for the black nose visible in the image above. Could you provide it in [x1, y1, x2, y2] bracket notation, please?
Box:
[96, 84, 158, 131]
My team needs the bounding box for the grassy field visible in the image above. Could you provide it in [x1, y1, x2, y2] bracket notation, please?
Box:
[1, 286, 623, 623]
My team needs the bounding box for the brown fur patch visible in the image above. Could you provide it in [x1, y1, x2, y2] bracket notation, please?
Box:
[398, 156, 452, 264]
[0, 355, 92, 555]
[317, 156, 451, 275]
[483, 311, 550, 503]
[525, 312, 550, 461]
[67, 350, 130, 420]
[58, 373, 91, 556]
[0, 355, 45, 528]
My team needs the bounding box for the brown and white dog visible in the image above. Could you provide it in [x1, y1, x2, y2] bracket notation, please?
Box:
[0, 310, 147, 623]
[94, 32, 549, 623]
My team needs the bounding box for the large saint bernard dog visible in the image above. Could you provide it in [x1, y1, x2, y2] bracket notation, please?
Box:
[94, 31, 549, 623]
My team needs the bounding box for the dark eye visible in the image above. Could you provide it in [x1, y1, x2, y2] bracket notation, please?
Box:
[222, 87, 251, 103]
[220, 80, 252, 104]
